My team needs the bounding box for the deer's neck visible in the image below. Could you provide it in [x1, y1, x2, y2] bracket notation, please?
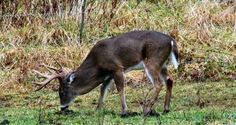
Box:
[72, 63, 106, 95]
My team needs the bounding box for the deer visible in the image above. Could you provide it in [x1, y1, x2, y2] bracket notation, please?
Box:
[33, 30, 179, 117]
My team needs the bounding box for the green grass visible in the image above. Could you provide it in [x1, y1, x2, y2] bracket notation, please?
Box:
[1, 81, 235, 125]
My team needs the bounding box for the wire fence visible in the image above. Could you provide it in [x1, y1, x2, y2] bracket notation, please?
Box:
[0, 0, 125, 43]
[0, 0, 85, 25]
[0, 0, 83, 16]
[0, 3, 84, 19]
[0, 0, 124, 20]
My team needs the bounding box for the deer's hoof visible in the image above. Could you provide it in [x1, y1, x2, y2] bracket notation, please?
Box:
[96, 105, 102, 111]
[61, 105, 69, 111]
[62, 109, 74, 115]
[144, 110, 160, 117]
[56, 108, 74, 115]
[163, 110, 170, 114]
[60, 107, 74, 115]
[120, 111, 139, 118]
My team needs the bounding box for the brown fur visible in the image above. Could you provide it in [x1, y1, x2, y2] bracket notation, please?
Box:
[37, 30, 179, 116]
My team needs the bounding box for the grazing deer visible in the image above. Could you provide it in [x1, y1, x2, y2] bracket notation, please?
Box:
[34, 30, 179, 116]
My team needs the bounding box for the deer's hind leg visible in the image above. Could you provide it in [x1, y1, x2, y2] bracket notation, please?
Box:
[160, 67, 173, 114]
[142, 47, 172, 116]
[142, 58, 165, 116]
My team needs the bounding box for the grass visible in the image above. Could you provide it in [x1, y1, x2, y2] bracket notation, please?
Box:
[1, 81, 235, 125]
[0, 1, 235, 125]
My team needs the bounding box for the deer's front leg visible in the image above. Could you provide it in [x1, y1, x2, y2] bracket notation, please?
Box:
[113, 70, 128, 116]
[97, 76, 113, 110]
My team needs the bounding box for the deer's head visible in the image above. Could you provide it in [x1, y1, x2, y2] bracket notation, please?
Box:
[33, 63, 76, 111]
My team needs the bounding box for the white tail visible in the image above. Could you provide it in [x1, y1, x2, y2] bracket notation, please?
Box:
[170, 41, 179, 69]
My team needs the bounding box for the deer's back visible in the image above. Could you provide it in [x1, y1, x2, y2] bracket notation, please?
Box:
[86, 31, 173, 71]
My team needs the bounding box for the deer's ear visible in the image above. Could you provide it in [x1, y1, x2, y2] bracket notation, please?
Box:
[68, 73, 75, 85]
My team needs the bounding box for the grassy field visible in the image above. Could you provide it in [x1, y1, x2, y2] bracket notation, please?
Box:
[1, 81, 235, 125]
[0, 0, 235, 125]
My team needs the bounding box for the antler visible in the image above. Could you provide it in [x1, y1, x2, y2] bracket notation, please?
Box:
[33, 60, 72, 91]
[40, 63, 60, 73]
[33, 69, 60, 91]
[53, 58, 63, 70]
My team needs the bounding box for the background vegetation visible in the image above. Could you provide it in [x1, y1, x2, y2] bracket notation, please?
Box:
[0, 0, 235, 124]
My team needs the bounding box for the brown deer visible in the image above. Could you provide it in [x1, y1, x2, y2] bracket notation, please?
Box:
[33, 30, 179, 117]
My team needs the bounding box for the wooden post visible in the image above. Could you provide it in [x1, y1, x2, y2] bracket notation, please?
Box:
[79, 0, 86, 44]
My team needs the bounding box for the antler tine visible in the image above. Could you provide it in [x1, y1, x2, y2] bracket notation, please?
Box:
[40, 63, 59, 73]
[33, 69, 60, 91]
[32, 70, 50, 78]
[53, 58, 63, 70]
[35, 85, 47, 91]
[34, 75, 59, 91]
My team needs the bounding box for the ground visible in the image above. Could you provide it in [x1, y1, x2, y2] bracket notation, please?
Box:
[0, 81, 235, 125]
